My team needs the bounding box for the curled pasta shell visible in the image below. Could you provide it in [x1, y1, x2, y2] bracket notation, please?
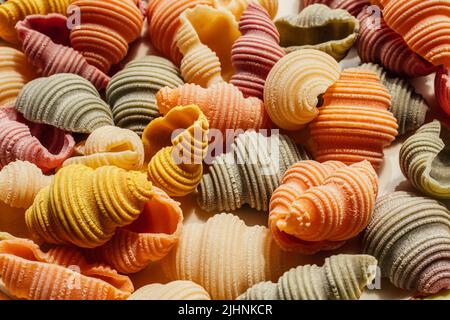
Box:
[302, 0, 369, 16]
[269, 160, 378, 254]
[276, 4, 359, 61]
[0, 238, 133, 300]
[360, 63, 428, 136]
[0, 46, 36, 106]
[161, 213, 302, 300]
[363, 192, 450, 294]
[198, 131, 311, 212]
[264, 49, 341, 130]
[16, 14, 110, 91]
[176, 5, 240, 87]
[0, 107, 75, 172]
[435, 66, 450, 117]
[215, 0, 278, 20]
[143, 105, 209, 197]
[377, 0, 450, 68]
[15, 73, 114, 133]
[129, 281, 210, 300]
[25, 164, 154, 248]
[230, 2, 284, 99]
[69, 0, 144, 72]
[237, 254, 377, 300]
[0, 0, 70, 43]
[63, 126, 144, 171]
[400, 121, 450, 199]
[0, 160, 52, 209]
[309, 68, 398, 168]
[106, 55, 184, 136]
[157, 83, 270, 133]
[356, 8, 436, 78]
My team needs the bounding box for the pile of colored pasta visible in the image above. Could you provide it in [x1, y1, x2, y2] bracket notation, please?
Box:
[0, 0, 450, 301]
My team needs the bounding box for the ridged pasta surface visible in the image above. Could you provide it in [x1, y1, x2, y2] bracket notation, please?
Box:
[129, 281, 210, 300]
[435, 66, 450, 117]
[309, 68, 398, 168]
[25, 164, 154, 248]
[198, 131, 311, 212]
[302, 0, 369, 16]
[363, 192, 450, 294]
[269, 160, 378, 254]
[264, 49, 341, 130]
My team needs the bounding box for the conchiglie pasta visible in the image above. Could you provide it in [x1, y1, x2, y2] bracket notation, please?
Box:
[0, 238, 133, 300]
[269, 160, 378, 254]
[264, 49, 341, 130]
[0, 161, 52, 209]
[238, 254, 377, 300]
[302, 0, 369, 16]
[161, 213, 302, 300]
[309, 68, 398, 168]
[25, 164, 154, 248]
[142, 105, 209, 197]
[435, 66, 450, 117]
[0, 47, 36, 106]
[63, 126, 145, 171]
[176, 5, 240, 87]
[69, 0, 145, 72]
[400, 121, 450, 199]
[214, 0, 278, 20]
[129, 281, 210, 300]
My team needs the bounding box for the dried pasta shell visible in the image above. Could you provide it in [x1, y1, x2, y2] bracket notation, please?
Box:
[357, 9, 436, 78]
[157, 83, 270, 133]
[309, 68, 398, 168]
[302, 0, 369, 16]
[270, 160, 378, 254]
[215, 0, 278, 20]
[413, 290, 450, 300]
[264, 49, 341, 130]
[161, 213, 302, 300]
[16, 14, 110, 91]
[237, 254, 377, 300]
[63, 126, 144, 171]
[15, 73, 114, 133]
[0, 46, 36, 106]
[363, 192, 450, 294]
[176, 5, 240, 87]
[142, 105, 209, 197]
[86, 187, 183, 274]
[435, 66, 450, 117]
[0, 160, 52, 209]
[230, 2, 284, 99]
[377, 0, 450, 68]
[129, 281, 210, 300]
[0, 0, 70, 43]
[276, 4, 359, 61]
[0, 107, 75, 172]
[360, 63, 428, 136]
[400, 121, 450, 199]
[0, 238, 133, 300]
[198, 131, 311, 212]
[25, 164, 154, 248]
[69, 0, 144, 72]
[106, 55, 184, 136]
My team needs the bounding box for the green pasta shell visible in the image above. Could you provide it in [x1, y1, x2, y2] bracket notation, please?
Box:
[275, 4, 359, 61]
[360, 63, 428, 136]
[15, 73, 113, 133]
[106, 56, 185, 136]
[400, 121, 450, 199]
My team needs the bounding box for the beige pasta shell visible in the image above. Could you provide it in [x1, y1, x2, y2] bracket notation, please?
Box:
[161, 213, 302, 300]
[400, 121, 450, 199]
[0, 160, 52, 209]
[62, 126, 145, 171]
[176, 5, 241, 87]
[129, 281, 211, 300]
[215, 0, 278, 20]
[237, 254, 378, 300]
[264, 49, 341, 130]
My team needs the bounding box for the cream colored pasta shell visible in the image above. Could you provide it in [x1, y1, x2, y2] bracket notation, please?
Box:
[129, 281, 211, 300]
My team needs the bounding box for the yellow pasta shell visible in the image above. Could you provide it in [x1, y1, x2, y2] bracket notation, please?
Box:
[25, 164, 154, 248]
[63, 126, 145, 170]
[142, 105, 209, 197]
[129, 281, 210, 300]
[214, 0, 278, 20]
